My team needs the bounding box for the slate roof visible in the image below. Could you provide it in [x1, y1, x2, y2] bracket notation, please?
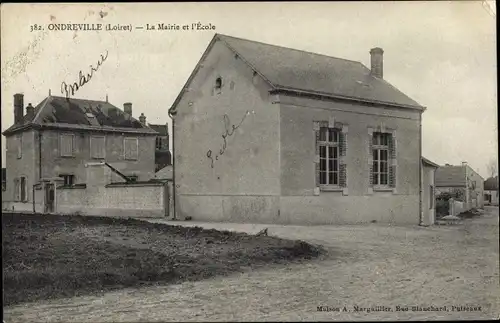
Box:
[435, 165, 466, 187]
[170, 34, 425, 114]
[484, 176, 499, 191]
[3, 96, 157, 136]
[149, 124, 169, 136]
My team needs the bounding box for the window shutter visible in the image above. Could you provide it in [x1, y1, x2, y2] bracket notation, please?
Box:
[389, 131, 397, 190]
[14, 178, 19, 201]
[91, 136, 106, 159]
[124, 138, 138, 160]
[367, 128, 374, 194]
[60, 134, 74, 157]
[313, 121, 320, 195]
[339, 125, 348, 195]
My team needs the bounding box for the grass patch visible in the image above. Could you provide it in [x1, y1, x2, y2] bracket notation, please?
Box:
[2, 213, 324, 306]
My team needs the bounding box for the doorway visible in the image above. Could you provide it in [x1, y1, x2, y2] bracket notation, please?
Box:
[44, 183, 55, 213]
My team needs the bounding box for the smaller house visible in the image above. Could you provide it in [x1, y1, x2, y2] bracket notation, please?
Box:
[484, 176, 499, 205]
[149, 123, 171, 172]
[435, 162, 484, 211]
[421, 157, 439, 225]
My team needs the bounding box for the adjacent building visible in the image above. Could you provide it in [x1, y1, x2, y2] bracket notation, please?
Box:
[149, 123, 172, 171]
[421, 157, 439, 225]
[169, 33, 429, 225]
[2, 94, 158, 212]
[435, 162, 485, 210]
[484, 176, 499, 205]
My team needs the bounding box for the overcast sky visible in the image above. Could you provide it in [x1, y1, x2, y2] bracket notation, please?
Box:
[1, 2, 497, 178]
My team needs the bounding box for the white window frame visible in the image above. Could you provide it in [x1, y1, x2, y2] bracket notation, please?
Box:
[90, 135, 106, 159]
[124, 137, 139, 160]
[318, 126, 341, 188]
[372, 132, 391, 188]
[17, 134, 22, 159]
[59, 133, 75, 157]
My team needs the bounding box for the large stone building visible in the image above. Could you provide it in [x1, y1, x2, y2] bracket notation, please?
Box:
[168, 33, 431, 225]
[2, 94, 158, 212]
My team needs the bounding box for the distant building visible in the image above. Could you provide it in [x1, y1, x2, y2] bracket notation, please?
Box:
[484, 176, 499, 205]
[435, 162, 485, 210]
[2, 94, 158, 212]
[149, 123, 171, 171]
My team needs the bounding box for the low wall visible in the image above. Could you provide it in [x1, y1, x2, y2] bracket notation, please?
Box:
[449, 199, 465, 217]
[56, 183, 168, 218]
[2, 187, 44, 213]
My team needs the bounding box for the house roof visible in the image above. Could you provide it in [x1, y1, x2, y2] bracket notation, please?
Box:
[435, 165, 466, 187]
[422, 157, 439, 168]
[155, 165, 173, 180]
[3, 96, 157, 136]
[149, 124, 169, 136]
[169, 33, 425, 115]
[484, 176, 499, 191]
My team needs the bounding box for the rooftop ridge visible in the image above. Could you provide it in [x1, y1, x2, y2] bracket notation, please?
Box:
[216, 33, 365, 67]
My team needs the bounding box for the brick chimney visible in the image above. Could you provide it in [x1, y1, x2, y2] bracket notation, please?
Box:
[26, 103, 35, 119]
[139, 113, 146, 126]
[123, 102, 132, 116]
[370, 47, 384, 79]
[14, 93, 24, 124]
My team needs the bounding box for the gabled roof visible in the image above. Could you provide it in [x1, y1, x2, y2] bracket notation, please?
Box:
[435, 165, 466, 187]
[3, 96, 157, 136]
[422, 157, 439, 168]
[169, 33, 425, 115]
[149, 124, 169, 136]
[484, 176, 499, 191]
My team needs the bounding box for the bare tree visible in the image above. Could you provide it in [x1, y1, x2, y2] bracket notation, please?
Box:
[487, 159, 498, 178]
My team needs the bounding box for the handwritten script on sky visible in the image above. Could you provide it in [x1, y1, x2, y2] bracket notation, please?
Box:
[61, 50, 109, 99]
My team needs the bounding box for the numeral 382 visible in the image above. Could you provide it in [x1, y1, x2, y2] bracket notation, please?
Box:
[30, 24, 43, 32]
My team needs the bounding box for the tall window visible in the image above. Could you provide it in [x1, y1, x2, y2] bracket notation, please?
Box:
[155, 137, 162, 150]
[124, 137, 139, 160]
[372, 132, 390, 186]
[430, 185, 434, 209]
[17, 134, 22, 159]
[60, 134, 74, 157]
[20, 176, 27, 202]
[319, 127, 340, 186]
[59, 174, 75, 186]
[90, 136, 106, 159]
[214, 77, 222, 95]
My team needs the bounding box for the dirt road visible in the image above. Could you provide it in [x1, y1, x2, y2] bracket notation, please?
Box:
[4, 207, 499, 322]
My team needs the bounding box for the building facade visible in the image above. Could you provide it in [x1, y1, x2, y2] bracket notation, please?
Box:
[2, 94, 158, 212]
[484, 176, 499, 205]
[149, 123, 172, 171]
[435, 162, 485, 210]
[169, 34, 429, 225]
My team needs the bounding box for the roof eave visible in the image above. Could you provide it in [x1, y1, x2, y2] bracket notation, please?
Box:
[271, 87, 426, 111]
[422, 157, 440, 168]
[36, 123, 158, 135]
[2, 123, 39, 136]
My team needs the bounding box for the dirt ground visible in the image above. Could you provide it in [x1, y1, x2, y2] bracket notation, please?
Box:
[2, 213, 322, 307]
[4, 207, 499, 322]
